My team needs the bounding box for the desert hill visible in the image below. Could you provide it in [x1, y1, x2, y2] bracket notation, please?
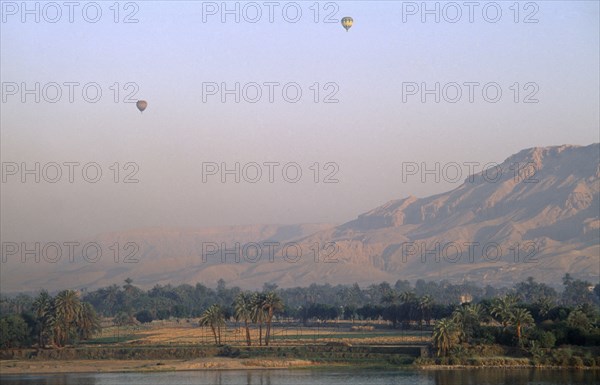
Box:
[1, 144, 598, 292]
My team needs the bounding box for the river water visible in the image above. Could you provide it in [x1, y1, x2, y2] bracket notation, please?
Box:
[1, 369, 598, 385]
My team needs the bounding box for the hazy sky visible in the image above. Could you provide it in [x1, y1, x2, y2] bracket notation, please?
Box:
[1, 0, 599, 242]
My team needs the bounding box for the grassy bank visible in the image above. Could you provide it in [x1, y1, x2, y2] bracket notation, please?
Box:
[2, 322, 598, 373]
[0, 357, 318, 374]
[0, 344, 421, 365]
[415, 345, 600, 369]
[2, 344, 599, 374]
[0, 344, 423, 375]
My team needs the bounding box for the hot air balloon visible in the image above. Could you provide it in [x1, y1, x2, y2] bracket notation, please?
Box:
[341, 16, 353, 32]
[136, 100, 147, 113]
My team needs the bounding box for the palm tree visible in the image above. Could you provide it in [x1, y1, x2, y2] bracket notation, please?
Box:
[451, 303, 483, 343]
[451, 306, 469, 342]
[510, 307, 534, 344]
[32, 291, 54, 347]
[234, 292, 254, 346]
[399, 291, 416, 304]
[263, 292, 283, 346]
[252, 293, 268, 346]
[99, 284, 120, 316]
[432, 318, 459, 357]
[53, 290, 81, 346]
[400, 291, 418, 325]
[199, 305, 225, 345]
[490, 294, 517, 328]
[381, 291, 399, 306]
[535, 297, 553, 320]
[418, 295, 433, 326]
[77, 302, 101, 340]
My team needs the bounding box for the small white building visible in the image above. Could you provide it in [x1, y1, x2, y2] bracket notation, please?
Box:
[460, 294, 473, 304]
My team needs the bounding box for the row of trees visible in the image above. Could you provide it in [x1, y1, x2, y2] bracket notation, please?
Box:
[0, 290, 100, 348]
[432, 293, 600, 356]
[199, 291, 283, 346]
[4, 275, 595, 322]
[1, 275, 598, 350]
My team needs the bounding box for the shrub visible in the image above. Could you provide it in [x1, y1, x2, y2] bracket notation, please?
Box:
[135, 310, 154, 324]
[582, 328, 600, 346]
[414, 357, 435, 366]
[531, 357, 546, 366]
[475, 326, 497, 345]
[551, 348, 572, 366]
[450, 345, 466, 357]
[568, 356, 584, 368]
[566, 327, 588, 346]
[387, 355, 414, 365]
[0, 315, 31, 348]
[466, 343, 504, 357]
[217, 345, 240, 358]
[529, 329, 556, 348]
[494, 328, 517, 346]
[567, 310, 591, 332]
[582, 357, 595, 367]
[466, 358, 483, 366]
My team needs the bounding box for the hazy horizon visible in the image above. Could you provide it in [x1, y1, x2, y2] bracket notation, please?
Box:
[2, 1, 599, 242]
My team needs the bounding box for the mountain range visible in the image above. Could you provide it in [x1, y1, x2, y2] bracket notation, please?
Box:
[1, 144, 598, 293]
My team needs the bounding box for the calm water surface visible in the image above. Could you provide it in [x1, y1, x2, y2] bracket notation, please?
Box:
[1, 369, 598, 385]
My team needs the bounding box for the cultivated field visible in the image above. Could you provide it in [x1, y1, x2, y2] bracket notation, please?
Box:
[93, 319, 432, 347]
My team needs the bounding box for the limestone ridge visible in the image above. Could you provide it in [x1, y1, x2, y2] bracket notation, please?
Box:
[2, 144, 598, 292]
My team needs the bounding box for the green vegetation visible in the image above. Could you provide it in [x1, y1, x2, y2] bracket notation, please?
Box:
[233, 292, 253, 346]
[198, 304, 225, 345]
[0, 314, 30, 348]
[432, 318, 458, 357]
[421, 277, 600, 368]
[1, 274, 599, 369]
[1, 289, 99, 348]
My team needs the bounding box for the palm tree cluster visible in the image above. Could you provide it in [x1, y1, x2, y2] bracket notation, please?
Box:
[451, 303, 486, 343]
[198, 304, 225, 345]
[432, 318, 459, 357]
[32, 290, 100, 347]
[199, 291, 283, 346]
[432, 294, 536, 356]
[490, 295, 534, 344]
[380, 291, 436, 328]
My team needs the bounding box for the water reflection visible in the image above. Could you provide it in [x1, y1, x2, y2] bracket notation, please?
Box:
[1, 369, 598, 385]
[430, 368, 599, 385]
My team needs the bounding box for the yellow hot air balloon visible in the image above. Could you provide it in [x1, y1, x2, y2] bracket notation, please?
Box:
[341, 16, 353, 32]
[136, 100, 147, 113]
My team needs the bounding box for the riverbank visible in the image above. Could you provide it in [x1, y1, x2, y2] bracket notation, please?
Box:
[416, 364, 600, 370]
[0, 344, 419, 374]
[0, 344, 425, 361]
[0, 357, 316, 375]
[3, 357, 600, 376]
[2, 343, 597, 374]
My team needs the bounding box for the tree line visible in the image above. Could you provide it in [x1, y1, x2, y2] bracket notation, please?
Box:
[0, 290, 99, 348]
[1, 275, 598, 349]
[430, 276, 600, 358]
[199, 291, 283, 346]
